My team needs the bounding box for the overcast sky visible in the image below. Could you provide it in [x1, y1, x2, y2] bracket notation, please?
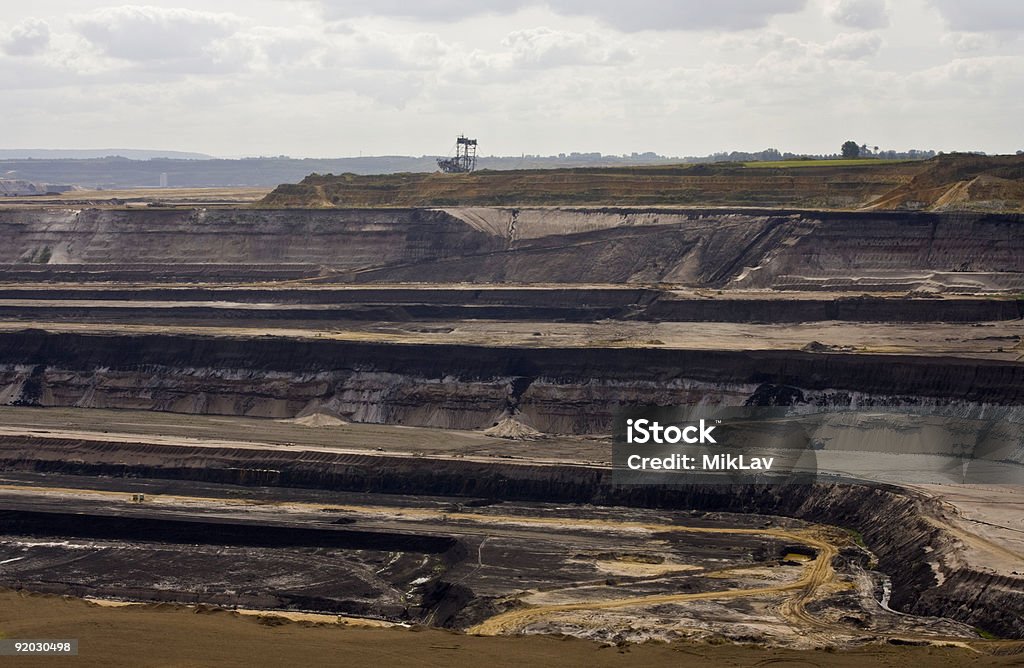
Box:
[1, 1, 1021, 157]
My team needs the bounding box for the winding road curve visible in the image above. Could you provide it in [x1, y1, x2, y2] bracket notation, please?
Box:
[467, 522, 839, 636]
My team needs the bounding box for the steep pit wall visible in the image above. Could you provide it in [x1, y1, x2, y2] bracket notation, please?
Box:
[445, 207, 793, 241]
[0, 507, 458, 553]
[3, 208, 1022, 292]
[643, 294, 1024, 323]
[0, 286, 655, 325]
[1, 330, 1022, 432]
[356, 209, 1024, 291]
[0, 286, 655, 307]
[0, 437, 1019, 638]
[0, 208, 505, 274]
[0, 264, 322, 283]
[732, 211, 1024, 292]
[0, 286, 1019, 323]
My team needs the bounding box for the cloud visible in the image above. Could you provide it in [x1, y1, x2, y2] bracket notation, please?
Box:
[500, 27, 634, 67]
[549, 0, 807, 31]
[338, 30, 452, 70]
[1, 18, 51, 56]
[941, 32, 993, 55]
[319, 0, 524, 22]
[821, 32, 882, 59]
[5, 0, 1021, 157]
[73, 6, 238, 61]
[718, 30, 881, 62]
[319, 0, 807, 31]
[825, 0, 889, 30]
[928, 0, 1024, 32]
[280, 27, 453, 73]
[907, 55, 1024, 101]
[444, 27, 633, 87]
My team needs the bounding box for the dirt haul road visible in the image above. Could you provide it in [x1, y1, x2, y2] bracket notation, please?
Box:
[0, 479, 839, 637]
[468, 523, 839, 636]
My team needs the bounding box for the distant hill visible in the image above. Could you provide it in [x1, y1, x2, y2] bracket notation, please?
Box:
[0, 151, 943, 191]
[0, 155, 684, 189]
[259, 155, 1024, 212]
[259, 161, 919, 209]
[0, 149, 214, 160]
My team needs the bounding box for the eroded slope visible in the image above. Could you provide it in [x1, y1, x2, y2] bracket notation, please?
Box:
[3, 207, 1022, 292]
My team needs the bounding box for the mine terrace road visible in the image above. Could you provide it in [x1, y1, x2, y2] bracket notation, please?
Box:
[0, 479, 839, 638]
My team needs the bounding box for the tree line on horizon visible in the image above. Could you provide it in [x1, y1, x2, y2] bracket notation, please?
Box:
[0, 144, 983, 190]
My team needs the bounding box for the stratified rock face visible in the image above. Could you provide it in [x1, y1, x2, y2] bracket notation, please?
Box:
[865, 154, 1024, 212]
[0, 435, 1020, 638]
[2, 207, 1021, 291]
[728, 212, 1024, 292]
[0, 208, 505, 272]
[2, 331, 1023, 433]
[1, 200, 1022, 643]
[359, 210, 1024, 290]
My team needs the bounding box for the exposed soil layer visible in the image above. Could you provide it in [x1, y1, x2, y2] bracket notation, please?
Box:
[0, 264, 321, 282]
[1, 197, 1021, 654]
[0, 499, 461, 617]
[0, 508, 458, 552]
[259, 155, 1024, 212]
[5, 589, 1020, 668]
[865, 155, 1024, 212]
[1, 330, 1023, 435]
[262, 162, 921, 209]
[4, 207, 1022, 291]
[0, 438, 1021, 639]
[0, 485, 792, 632]
[0, 287, 1020, 323]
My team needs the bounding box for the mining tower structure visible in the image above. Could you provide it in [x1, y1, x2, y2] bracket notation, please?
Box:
[437, 135, 478, 173]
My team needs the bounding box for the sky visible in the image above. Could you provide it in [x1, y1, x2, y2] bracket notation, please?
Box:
[1, 1, 1022, 158]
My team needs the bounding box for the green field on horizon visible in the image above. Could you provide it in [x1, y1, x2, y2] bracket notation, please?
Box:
[743, 158, 916, 168]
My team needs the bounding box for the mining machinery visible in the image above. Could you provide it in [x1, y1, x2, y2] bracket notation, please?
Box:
[437, 135, 478, 173]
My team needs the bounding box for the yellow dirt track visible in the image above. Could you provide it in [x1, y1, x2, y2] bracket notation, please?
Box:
[468, 523, 837, 635]
[0, 481, 839, 639]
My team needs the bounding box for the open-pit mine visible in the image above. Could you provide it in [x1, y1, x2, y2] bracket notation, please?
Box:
[1, 157, 1022, 665]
